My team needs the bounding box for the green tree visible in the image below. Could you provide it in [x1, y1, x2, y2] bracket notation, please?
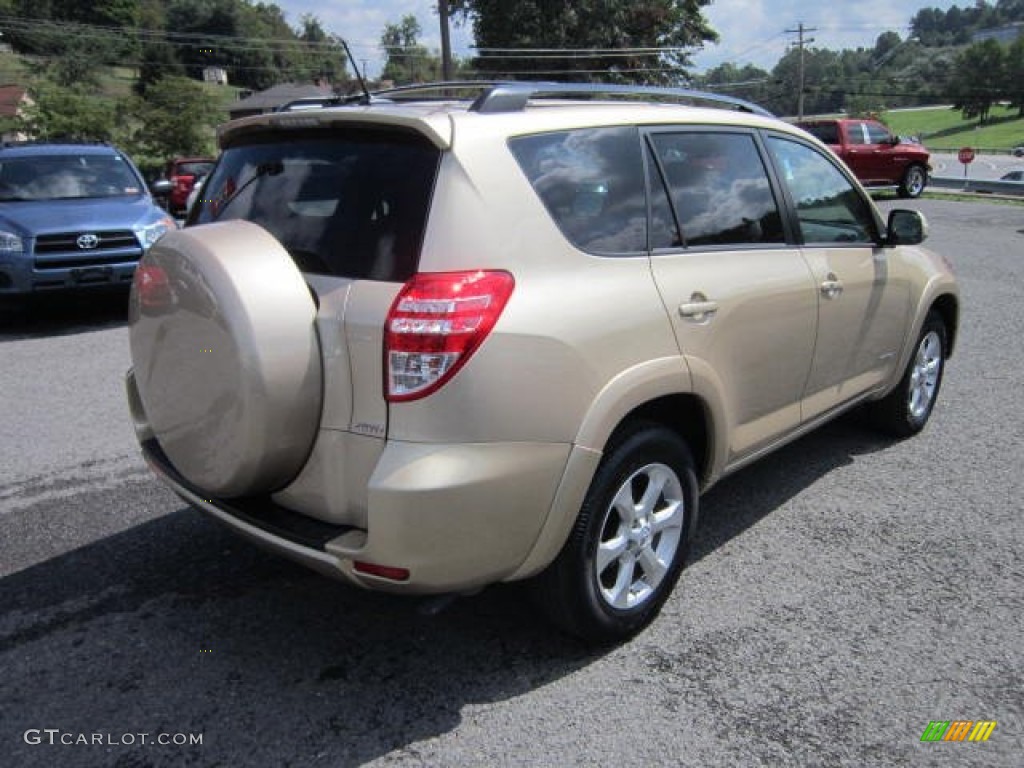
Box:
[296, 14, 346, 84]
[1006, 34, 1024, 116]
[40, 31, 107, 88]
[380, 15, 438, 83]
[949, 38, 1005, 122]
[126, 75, 222, 162]
[20, 81, 122, 141]
[697, 62, 772, 106]
[453, 0, 717, 84]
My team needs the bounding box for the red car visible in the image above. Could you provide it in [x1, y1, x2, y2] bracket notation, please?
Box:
[796, 118, 931, 198]
[163, 157, 215, 215]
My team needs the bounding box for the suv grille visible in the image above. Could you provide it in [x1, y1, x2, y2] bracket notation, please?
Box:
[34, 230, 141, 269]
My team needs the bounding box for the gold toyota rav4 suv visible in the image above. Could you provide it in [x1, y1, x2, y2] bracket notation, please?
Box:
[126, 83, 959, 642]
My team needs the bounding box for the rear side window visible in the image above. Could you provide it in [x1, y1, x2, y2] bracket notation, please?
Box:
[509, 127, 646, 255]
[192, 129, 439, 282]
[800, 122, 839, 144]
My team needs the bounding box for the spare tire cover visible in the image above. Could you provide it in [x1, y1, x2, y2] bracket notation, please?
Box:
[129, 220, 322, 497]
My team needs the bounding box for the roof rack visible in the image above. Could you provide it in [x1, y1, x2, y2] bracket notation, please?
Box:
[365, 80, 772, 117]
[469, 82, 774, 117]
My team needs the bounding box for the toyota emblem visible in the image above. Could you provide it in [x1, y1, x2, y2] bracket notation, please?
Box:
[77, 233, 100, 250]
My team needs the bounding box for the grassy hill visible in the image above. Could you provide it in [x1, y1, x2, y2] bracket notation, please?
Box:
[885, 105, 1024, 152]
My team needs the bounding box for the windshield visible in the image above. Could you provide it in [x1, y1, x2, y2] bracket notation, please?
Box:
[0, 153, 143, 201]
[192, 129, 439, 282]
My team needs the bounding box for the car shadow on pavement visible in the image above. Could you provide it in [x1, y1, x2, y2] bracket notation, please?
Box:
[691, 415, 894, 563]
[1, 416, 894, 767]
[0, 289, 129, 341]
[1, 495, 600, 767]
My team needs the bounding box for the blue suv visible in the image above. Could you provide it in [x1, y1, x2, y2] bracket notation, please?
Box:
[0, 142, 174, 303]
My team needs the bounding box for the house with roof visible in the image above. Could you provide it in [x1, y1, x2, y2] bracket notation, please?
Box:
[228, 83, 335, 120]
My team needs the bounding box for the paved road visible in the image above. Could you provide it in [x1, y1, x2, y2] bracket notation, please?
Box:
[2, 200, 1022, 766]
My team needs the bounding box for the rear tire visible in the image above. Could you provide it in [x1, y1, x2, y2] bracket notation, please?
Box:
[532, 423, 698, 644]
[867, 311, 946, 437]
[898, 164, 927, 198]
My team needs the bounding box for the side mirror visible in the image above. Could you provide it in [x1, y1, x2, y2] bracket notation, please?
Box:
[149, 179, 172, 199]
[887, 209, 927, 246]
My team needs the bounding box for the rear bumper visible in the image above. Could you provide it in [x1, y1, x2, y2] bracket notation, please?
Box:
[140, 435, 572, 594]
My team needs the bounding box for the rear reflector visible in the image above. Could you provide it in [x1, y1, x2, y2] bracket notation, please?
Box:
[385, 270, 514, 402]
[134, 264, 172, 310]
[353, 561, 411, 582]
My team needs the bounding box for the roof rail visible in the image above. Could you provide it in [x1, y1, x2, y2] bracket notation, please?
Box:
[370, 81, 505, 101]
[368, 80, 773, 117]
[467, 82, 774, 117]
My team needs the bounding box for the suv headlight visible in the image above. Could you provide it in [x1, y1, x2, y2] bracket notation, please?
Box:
[137, 216, 175, 250]
[0, 229, 24, 254]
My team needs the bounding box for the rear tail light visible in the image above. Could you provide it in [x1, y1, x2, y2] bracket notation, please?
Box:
[385, 270, 514, 402]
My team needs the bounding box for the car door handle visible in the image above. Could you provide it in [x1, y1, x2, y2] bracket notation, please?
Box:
[678, 298, 719, 322]
[820, 274, 843, 299]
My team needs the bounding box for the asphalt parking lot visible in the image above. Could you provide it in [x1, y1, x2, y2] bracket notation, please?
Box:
[1, 198, 1021, 766]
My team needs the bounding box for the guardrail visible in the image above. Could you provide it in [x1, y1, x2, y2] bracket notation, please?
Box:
[929, 176, 1024, 197]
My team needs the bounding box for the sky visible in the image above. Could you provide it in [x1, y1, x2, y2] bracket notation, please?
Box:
[273, 0, 964, 79]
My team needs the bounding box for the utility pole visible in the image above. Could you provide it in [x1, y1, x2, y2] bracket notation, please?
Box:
[438, 0, 452, 80]
[785, 22, 816, 120]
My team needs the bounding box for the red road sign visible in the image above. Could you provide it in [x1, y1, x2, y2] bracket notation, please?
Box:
[958, 147, 976, 164]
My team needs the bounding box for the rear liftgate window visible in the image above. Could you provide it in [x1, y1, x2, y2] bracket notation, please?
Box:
[192, 129, 440, 282]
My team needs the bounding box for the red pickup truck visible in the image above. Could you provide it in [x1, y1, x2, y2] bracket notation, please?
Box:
[795, 118, 931, 198]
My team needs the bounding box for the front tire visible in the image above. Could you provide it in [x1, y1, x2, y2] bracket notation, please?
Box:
[532, 423, 698, 643]
[868, 311, 947, 437]
[898, 164, 927, 198]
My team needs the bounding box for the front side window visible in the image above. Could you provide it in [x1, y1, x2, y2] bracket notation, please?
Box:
[509, 126, 646, 255]
[192, 129, 439, 282]
[864, 122, 892, 144]
[0, 154, 143, 201]
[648, 131, 785, 248]
[767, 137, 877, 245]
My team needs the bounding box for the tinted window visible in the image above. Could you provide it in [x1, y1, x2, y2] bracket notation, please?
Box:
[509, 127, 646, 255]
[649, 132, 784, 248]
[175, 161, 214, 177]
[767, 137, 877, 244]
[192, 129, 439, 282]
[846, 123, 867, 145]
[864, 122, 892, 144]
[801, 122, 840, 144]
[0, 154, 143, 201]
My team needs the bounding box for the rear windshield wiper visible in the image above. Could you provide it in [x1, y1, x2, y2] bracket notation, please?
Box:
[211, 162, 284, 221]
